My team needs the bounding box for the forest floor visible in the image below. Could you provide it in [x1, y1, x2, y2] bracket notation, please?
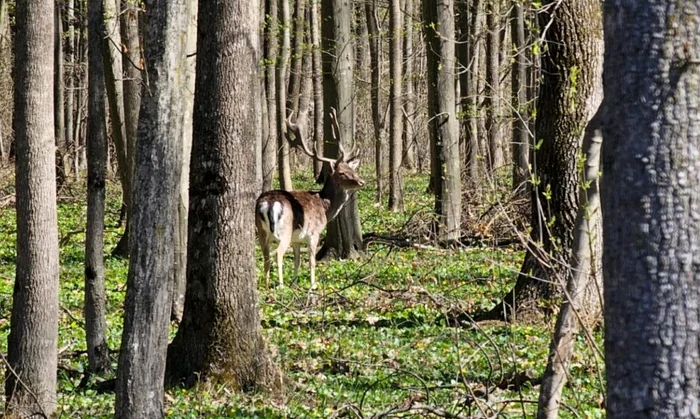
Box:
[0, 168, 605, 418]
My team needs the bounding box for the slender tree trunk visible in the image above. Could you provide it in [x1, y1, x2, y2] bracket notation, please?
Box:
[318, 0, 364, 260]
[114, 0, 189, 417]
[120, 0, 141, 191]
[402, 0, 416, 172]
[484, 0, 603, 322]
[0, 0, 10, 162]
[287, 0, 307, 114]
[537, 110, 603, 419]
[365, 0, 383, 202]
[263, 0, 279, 191]
[602, 2, 700, 417]
[55, 3, 66, 186]
[65, 0, 75, 175]
[166, 0, 283, 392]
[484, 0, 503, 172]
[511, 0, 529, 190]
[84, 0, 111, 374]
[310, 0, 324, 181]
[5, 0, 59, 415]
[388, 0, 403, 210]
[423, 0, 461, 242]
[277, 0, 293, 190]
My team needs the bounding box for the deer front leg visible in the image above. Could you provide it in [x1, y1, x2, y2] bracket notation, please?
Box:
[308, 237, 318, 290]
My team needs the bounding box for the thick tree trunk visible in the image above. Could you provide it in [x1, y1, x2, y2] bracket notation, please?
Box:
[85, 0, 111, 374]
[602, 2, 700, 417]
[5, 0, 59, 415]
[310, 0, 324, 181]
[537, 111, 603, 419]
[277, 0, 293, 190]
[365, 1, 383, 202]
[388, 0, 403, 210]
[511, 0, 529, 190]
[483, 0, 603, 322]
[263, 0, 279, 191]
[318, 0, 364, 260]
[423, 0, 461, 242]
[402, 0, 416, 172]
[484, 0, 503, 172]
[55, 4, 66, 185]
[114, 0, 189, 416]
[166, 0, 282, 392]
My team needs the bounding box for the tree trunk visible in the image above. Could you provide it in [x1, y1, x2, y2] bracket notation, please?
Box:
[365, 0, 383, 203]
[483, 0, 603, 322]
[457, 0, 481, 184]
[0, 0, 10, 162]
[5, 0, 59, 415]
[263, 0, 279, 191]
[120, 0, 141, 192]
[65, 0, 75, 175]
[388, 0, 403, 211]
[317, 0, 364, 260]
[113, 0, 189, 416]
[287, 0, 307, 115]
[423, 0, 461, 242]
[310, 0, 324, 181]
[166, 0, 283, 392]
[511, 0, 529, 190]
[173, 0, 197, 324]
[55, 3, 66, 186]
[484, 0, 503, 172]
[402, 0, 416, 172]
[277, 0, 293, 190]
[602, 2, 700, 417]
[537, 110, 603, 419]
[84, 0, 111, 374]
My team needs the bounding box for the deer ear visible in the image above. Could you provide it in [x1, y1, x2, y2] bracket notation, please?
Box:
[347, 158, 360, 171]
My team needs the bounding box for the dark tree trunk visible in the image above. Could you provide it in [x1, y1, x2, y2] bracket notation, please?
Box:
[484, 0, 603, 322]
[318, 0, 364, 260]
[5, 0, 59, 415]
[365, 0, 383, 202]
[423, 0, 461, 242]
[602, 2, 700, 417]
[85, 0, 111, 374]
[388, 0, 403, 211]
[166, 0, 283, 392]
[511, 0, 529, 190]
[310, 0, 324, 181]
[263, 0, 279, 191]
[114, 0, 189, 416]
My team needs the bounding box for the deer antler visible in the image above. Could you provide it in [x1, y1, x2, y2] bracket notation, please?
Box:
[329, 107, 358, 162]
[286, 110, 336, 165]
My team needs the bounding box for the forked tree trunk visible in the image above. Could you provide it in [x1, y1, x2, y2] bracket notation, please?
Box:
[423, 0, 461, 242]
[263, 0, 279, 191]
[277, 0, 293, 190]
[387, 0, 403, 210]
[602, 2, 700, 417]
[84, 0, 111, 374]
[5, 0, 59, 415]
[114, 0, 189, 417]
[483, 0, 603, 322]
[318, 0, 364, 260]
[166, 0, 283, 392]
[365, 0, 383, 202]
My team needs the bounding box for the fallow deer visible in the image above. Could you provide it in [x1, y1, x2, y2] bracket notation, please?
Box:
[255, 108, 365, 288]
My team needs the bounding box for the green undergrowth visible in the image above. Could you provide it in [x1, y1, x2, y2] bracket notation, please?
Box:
[0, 170, 604, 418]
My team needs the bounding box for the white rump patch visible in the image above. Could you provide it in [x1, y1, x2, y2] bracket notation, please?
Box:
[272, 202, 284, 240]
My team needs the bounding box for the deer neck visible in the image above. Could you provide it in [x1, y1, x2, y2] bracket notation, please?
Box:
[319, 178, 351, 222]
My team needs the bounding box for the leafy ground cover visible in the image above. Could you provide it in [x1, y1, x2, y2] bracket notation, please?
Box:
[0, 170, 604, 418]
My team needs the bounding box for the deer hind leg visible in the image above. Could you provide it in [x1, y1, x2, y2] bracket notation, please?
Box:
[293, 244, 301, 282]
[308, 237, 319, 290]
[276, 236, 291, 287]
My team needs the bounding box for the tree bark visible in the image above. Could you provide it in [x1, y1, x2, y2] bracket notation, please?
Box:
[602, 2, 700, 417]
[120, 0, 141, 192]
[484, 0, 503, 172]
[263, 0, 279, 191]
[365, 0, 383, 202]
[114, 0, 189, 416]
[85, 0, 111, 374]
[277, 0, 293, 190]
[309, 0, 324, 181]
[402, 0, 416, 172]
[65, 0, 75, 175]
[537, 110, 603, 419]
[423, 0, 461, 242]
[55, 3, 66, 185]
[388, 0, 403, 211]
[483, 0, 603, 322]
[511, 0, 529, 190]
[287, 0, 307, 115]
[5, 0, 59, 415]
[318, 0, 364, 260]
